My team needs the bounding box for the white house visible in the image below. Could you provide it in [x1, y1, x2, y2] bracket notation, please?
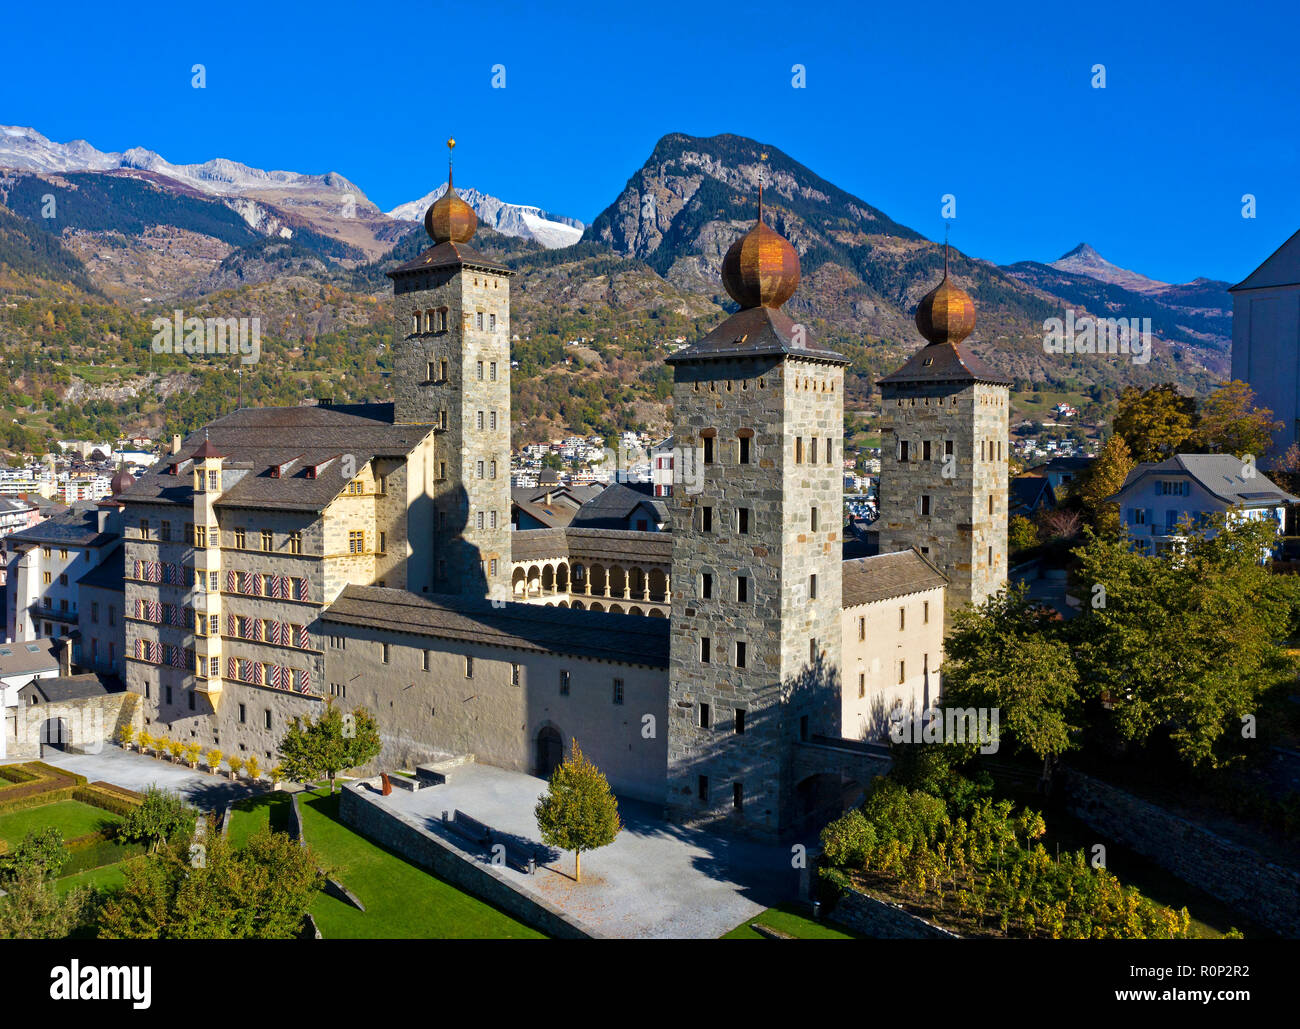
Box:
[1109, 453, 1297, 554]
[1230, 227, 1300, 458]
[0, 638, 61, 759]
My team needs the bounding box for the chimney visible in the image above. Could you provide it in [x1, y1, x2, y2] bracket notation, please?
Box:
[171, 434, 182, 455]
[58, 636, 73, 677]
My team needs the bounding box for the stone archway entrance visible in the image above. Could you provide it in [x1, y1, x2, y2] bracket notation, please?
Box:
[535, 726, 563, 779]
[40, 716, 70, 755]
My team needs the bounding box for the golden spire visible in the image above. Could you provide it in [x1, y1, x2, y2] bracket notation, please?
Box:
[425, 136, 476, 244]
[915, 237, 976, 346]
[719, 151, 800, 310]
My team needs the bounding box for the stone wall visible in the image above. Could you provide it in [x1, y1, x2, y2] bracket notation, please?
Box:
[830, 884, 961, 939]
[1061, 767, 1300, 937]
[338, 783, 597, 939]
[5, 689, 140, 760]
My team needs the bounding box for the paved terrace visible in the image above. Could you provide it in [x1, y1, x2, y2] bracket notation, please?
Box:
[367, 763, 805, 939]
[34, 745, 256, 810]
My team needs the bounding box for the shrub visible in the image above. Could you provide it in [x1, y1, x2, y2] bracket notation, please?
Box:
[116, 724, 135, 748]
[820, 809, 878, 868]
[183, 743, 201, 766]
[206, 749, 223, 774]
[138, 731, 154, 755]
[73, 784, 141, 818]
[167, 740, 184, 762]
[245, 755, 261, 781]
[0, 765, 39, 786]
[228, 756, 245, 779]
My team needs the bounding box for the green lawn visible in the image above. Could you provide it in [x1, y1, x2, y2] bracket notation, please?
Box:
[0, 801, 118, 846]
[295, 787, 545, 939]
[56, 861, 129, 896]
[723, 904, 863, 940]
[225, 791, 292, 849]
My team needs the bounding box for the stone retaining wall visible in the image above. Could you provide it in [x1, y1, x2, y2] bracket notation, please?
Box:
[1061, 767, 1300, 937]
[830, 885, 961, 939]
[338, 784, 600, 939]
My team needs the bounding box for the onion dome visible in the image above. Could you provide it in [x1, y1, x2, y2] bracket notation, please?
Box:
[424, 137, 477, 244]
[915, 245, 976, 345]
[110, 466, 134, 496]
[721, 220, 801, 309]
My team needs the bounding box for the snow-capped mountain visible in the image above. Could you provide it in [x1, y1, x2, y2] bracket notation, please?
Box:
[1050, 242, 1170, 295]
[0, 125, 365, 199]
[390, 184, 584, 249]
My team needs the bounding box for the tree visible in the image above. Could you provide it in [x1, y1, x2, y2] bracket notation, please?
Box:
[98, 829, 321, 939]
[0, 827, 67, 882]
[118, 786, 197, 853]
[1193, 380, 1282, 458]
[1113, 384, 1196, 462]
[1008, 515, 1040, 552]
[1071, 518, 1300, 767]
[1077, 434, 1135, 535]
[277, 703, 381, 793]
[942, 584, 1081, 778]
[534, 739, 621, 882]
[0, 867, 95, 939]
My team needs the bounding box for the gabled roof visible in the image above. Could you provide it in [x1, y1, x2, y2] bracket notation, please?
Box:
[1109, 453, 1300, 506]
[386, 240, 511, 276]
[842, 548, 947, 608]
[878, 340, 1011, 386]
[1230, 228, 1300, 292]
[1010, 475, 1056, 513]
[7, 504, 114, 549]
[19, 672, 121, 702]
[117, 403, 433, 513]
[570, 482, 666, 530]
[666, 305, 847, 365]
[321, 586, 670, 668]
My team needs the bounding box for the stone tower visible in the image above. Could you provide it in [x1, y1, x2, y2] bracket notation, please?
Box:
[386, 141, 512, 601]
[665, 198, 847, 839]
[876, 248, 1009, 616]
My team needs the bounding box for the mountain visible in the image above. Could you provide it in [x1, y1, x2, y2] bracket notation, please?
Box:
[1050, 242, 1170, 294]
[389, 184, 583, 249]
[1003, 244, 1233, 370]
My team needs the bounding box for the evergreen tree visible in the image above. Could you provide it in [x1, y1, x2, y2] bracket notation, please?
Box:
[278, 702, 381, 793]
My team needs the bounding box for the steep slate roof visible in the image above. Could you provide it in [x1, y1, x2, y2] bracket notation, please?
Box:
[116, 404, 433, 513]
[1230, 227, 1300, 292]
[20, 672, 120, 702]
[1010, 475, 1056, 513]
[386, 240, 511, 276]
[666, 305, 846, 365]
[878, 340, 1012, 386]
[570, 482, 667, 530]
[322, 585, 670, 667]
[1109, 453, 1300, 506]
[6, 504, 114, 549]
[842, 549, 948, 607]
[76, 541, 125, 593]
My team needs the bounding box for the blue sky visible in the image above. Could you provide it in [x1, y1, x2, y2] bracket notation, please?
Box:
[4, 0, 1297, 283]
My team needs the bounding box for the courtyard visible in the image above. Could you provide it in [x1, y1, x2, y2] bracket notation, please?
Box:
[360, 763, 806, 939]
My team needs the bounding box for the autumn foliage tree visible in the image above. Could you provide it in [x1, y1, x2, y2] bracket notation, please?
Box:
[1077, 434, 1135, 535]
[534, 739, 621, 883]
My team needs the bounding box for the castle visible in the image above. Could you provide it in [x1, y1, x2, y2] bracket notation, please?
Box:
[107, 144, 1007, 838]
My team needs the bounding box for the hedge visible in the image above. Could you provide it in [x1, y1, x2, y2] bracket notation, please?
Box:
[61, 834, 146, 877]
[26, 761, 87, 786]
[0, 765, 39, 786]
[73, 784, 142, 818]
[0, 785, 77, 814]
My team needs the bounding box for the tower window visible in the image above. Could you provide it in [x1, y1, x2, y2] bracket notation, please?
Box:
[477, 460, 485, 479]
[733, 782, 744, 812]
[490, 361, 497, 380]
[899, 441, 909, 462]
[989, 545, 994, 565]
[701, 572, 713, 599]
[736, 508, 750, 534]
[738, 436, 750, 464]
[477, 410, 484, 429]
[795, 437, 804, 464]
[427, 361, 436, 381]
[734, 709, 745, 734]
[477, 361, 484, 380]
[559, 669, 570, 696]
[698, 776, 709, 802]
[735, 641, 747, 668]
[945, 440, 954, 457]
[701, 637, 711, 663]
[899, 607, 906, 630]
[921, 495, 931, 516]
[809, 574, 817, 599]
[899, 661, 906, 684]
[465, 655, 474, 678]
[440, 359, 448, 380]
[811, 506, 819, 531]
[858, 616, 865, 641]
[613, 678, 624, 705]
[809, 638, 817, 663]
[923, 601, 929, 624]
[858, 672, 866, 698]
[703, 437, 714, 464]
[701, 506, 713, 532]
[810, 438, 818, 463]
[736, 575, 748, 602]
[989, 494, 995, 515]
[699, 703, 711, 729]
[922, 440, 931, 461]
